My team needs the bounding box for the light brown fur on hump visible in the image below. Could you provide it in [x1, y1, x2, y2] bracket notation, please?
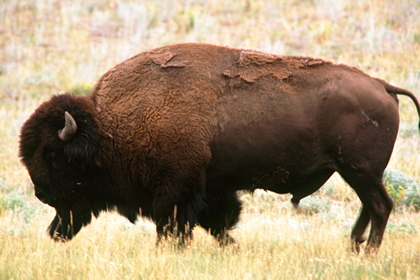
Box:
[151, 47, 190, 68]
[223, 49, 326, 83]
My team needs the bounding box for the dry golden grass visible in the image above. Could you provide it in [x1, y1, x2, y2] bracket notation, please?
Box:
[1, 0, 419, 279]
[1, 200, 419, 279]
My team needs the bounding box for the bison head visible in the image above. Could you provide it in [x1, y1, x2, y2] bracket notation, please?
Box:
[19, 94, 102, 241]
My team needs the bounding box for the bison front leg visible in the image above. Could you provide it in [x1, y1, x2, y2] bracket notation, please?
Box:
[48, 210, 82, 242]
[198, 191, 242, 246]
[154, 206, 193, 246]
[48, 204, 93, 242]
[153, 191, 205, 246]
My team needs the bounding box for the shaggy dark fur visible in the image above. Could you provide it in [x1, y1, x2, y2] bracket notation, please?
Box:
[19, 43, 419, 252]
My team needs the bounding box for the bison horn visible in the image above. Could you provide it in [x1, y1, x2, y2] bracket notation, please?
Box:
[58, 111, 77, 141]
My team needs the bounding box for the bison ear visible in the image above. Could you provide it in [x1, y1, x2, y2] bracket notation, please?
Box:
[58, 111, 77, 141]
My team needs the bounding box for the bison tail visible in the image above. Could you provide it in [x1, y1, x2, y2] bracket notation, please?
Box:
[376, 78, 420, 132]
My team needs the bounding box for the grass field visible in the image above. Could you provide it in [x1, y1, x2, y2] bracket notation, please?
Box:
[1, 0, 419, 279]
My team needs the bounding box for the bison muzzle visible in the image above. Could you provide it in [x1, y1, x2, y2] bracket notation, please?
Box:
[19, 43, 419, 253]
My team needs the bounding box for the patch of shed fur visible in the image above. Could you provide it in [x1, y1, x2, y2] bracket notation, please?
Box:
[223, 50, 327, 83]
[151, 48, 190, 68]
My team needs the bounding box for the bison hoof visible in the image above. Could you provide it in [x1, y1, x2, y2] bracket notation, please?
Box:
[51, 231, 71, 243]
[217, 235, 237, 247]
[351, 237, 366, 254]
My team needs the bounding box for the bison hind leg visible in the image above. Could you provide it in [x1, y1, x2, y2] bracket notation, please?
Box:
[350, 205, 369, 253]
[339, 169, 393, 254]
[198, 191, 242, 246]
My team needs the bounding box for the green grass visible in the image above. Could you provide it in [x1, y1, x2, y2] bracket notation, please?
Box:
[1, 0, 420, 279]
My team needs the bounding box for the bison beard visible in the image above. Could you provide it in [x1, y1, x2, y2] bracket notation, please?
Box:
[19, 43, 419, 253]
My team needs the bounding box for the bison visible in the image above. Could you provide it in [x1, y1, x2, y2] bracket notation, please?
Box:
[19, 43, 419, 253]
